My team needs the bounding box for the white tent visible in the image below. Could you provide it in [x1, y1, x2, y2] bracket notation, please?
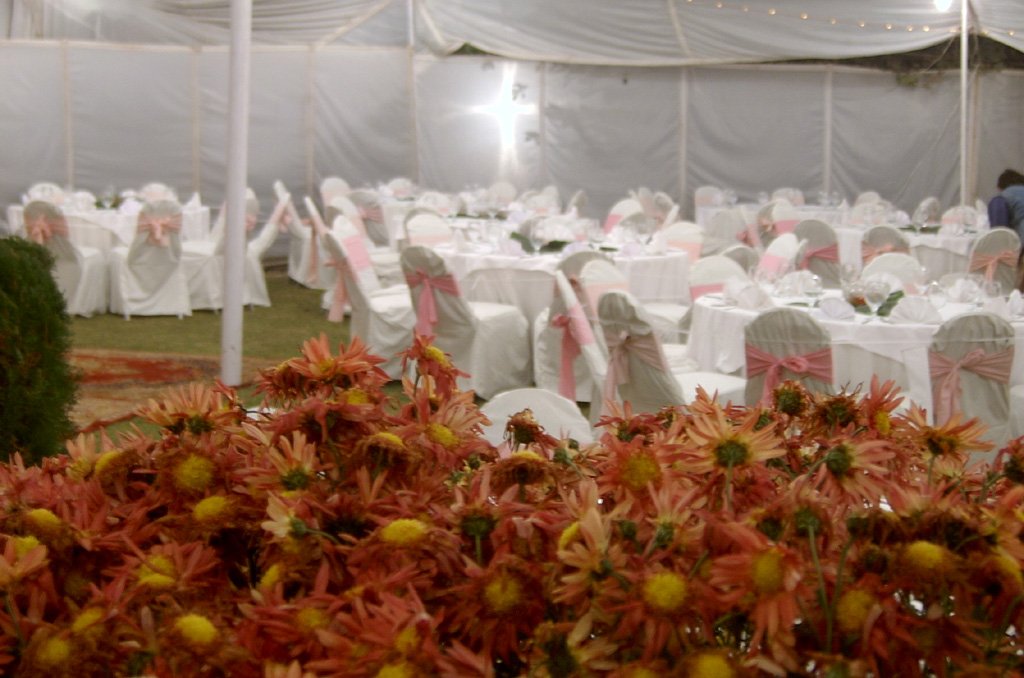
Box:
[3, 0, 1023, 217]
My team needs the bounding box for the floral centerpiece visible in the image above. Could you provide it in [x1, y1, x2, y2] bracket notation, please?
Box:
[1, 334, 1022, 676]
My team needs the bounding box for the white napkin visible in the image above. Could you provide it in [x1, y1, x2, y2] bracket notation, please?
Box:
[818, 297, 856, 320]
[723, 278, 774, 311]
[646, 230, 668, 254]
[862, 272, 904, 294]
[119, 198, 142, 216]
[888, 295, 942, 324]
[498, 238, 525, 256]
[184, 192, 201, 209]
[945, 277, 980, 303]
[1008, 290, 1024, 317]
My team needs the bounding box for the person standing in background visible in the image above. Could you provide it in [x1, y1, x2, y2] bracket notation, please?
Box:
[996, 168, 1024, 290]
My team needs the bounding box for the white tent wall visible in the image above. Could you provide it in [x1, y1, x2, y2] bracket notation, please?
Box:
[3, 41, 1024, 224]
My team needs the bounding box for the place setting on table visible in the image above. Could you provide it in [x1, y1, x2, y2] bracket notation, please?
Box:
[688, 266, 1024, 418]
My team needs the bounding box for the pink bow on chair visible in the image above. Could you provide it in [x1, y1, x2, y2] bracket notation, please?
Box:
[860, 242, 896, 263]
[358, 205, 384, 224]
[602, 331, 668, 405]
[603, 213, 623, 233]
[138, 213, 182, 247]
[405, 270, 460, 335]
[550, 302, 597, 401]
[774, 218, 799, 234]
[928, 347, 1014, 424]
[26, 215, 68, 244]
[799, 243, 840, 270]
[969, 249, 1018, 283]
[745, 344, 833, 403]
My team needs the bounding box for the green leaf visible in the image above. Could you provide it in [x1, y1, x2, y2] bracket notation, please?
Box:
[509, 232, 535, 253]
[876, 290, 905, 317]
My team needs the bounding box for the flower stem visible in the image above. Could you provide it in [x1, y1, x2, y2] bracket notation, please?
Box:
[807, 525, 833, 651]
[4, 592, 23, 650]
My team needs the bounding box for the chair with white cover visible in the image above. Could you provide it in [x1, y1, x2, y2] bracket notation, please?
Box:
[566, 189, 587, 216]
[243, 190, 291, 307]
[758, 198, 801, 238]
[22, 200, 107, 317]
[26, 182, 66, 205]
[694, 185, 724, 208]
[854, 191, 882, 206]
[652, 192, 676, 225]
[755, 232, 801, 281]
[703, 208, 750, 255]
[941, 205, 980, 231]
[912, 196, 942, 225]
[861, 224, 910, 265]
[967, 227, 1021, 296]
[138, 182, 178, 203]
[719, 244, 760, 275]
[660, 221, 704, 262]
[928, 312, 1016, 450]
[324, 196, 402, 286]
[400, 246, 531, 398]
[794, 219, 841, 288]
[479, 388, 594, 447]
[322, 217, 415, 379]
[534, 270, 609, 408]
[319, 176, 350, 207]
[771, 187, 804, 206]
[603, 197, 644, 233]
[279, 182, 332, 290]
[559, 250, 612, 282]
[597, 290, 745, 416]
[108, 200, 191, 319]
[386, 177, 416, 199]
[688, 255, 749, 300]
[743, 307, 833, 406]
[405, 211, 454, 247]
[180, 188, 260, 310]
[860, 252, 926, 293]
[577, 258, 687, 344]
[487, 181, 518, 208]
[416, 191, 458, 217]
[462, 268, 555, 333]
[347, 189, 390, 247]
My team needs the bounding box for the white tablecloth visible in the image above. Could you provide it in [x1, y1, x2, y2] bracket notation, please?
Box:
[835, 226, 978, 278]
[688, 292, 1024, 416]
[7, 204, 210, 250]
[696, 203, 847, 228]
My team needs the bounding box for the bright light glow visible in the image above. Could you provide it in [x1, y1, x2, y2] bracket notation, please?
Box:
[470, 64, 537, 172]
[934, 0, 954, 11]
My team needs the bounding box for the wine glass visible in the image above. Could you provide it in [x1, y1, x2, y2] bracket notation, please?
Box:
[863, 280, 891, 315]
[983, 280, 1003, 302]
[803, 274, 824, 306]
[924, 281, 948, 310]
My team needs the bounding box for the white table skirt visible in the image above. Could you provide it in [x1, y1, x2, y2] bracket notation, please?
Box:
[8, 204, 210, 250]
[688, 293, 1024, 417]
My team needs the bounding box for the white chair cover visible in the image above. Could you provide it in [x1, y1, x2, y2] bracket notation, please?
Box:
[941, 205, 980, 230]
[743, 307, 833, 406]
[26, 182, 66, 205]
[138, 182, 178, 203]
[794, 219, 841, 288]
[400, 246, 531, 398]
[487, 181, 518, 208]
[694, 185, 724, 208]
[719, 244, 759, 275]
[660, 221, 704, 262]
[415, 191, 458, 217]
[480, 388, 593, 447]
[756, 232, 801, 279]
[319, 176, 350, 206]
[703, 208, 749, 255]
[386, 177, 416, 199]
[688, 255, 749, 300]
[602, 197, 644, 233]
[1010, 385, 1024, 442]
[327, 195, 403, 286]
[929, 312, 1015, 451]
[405, 211, 454, 247]
[912, 196, 942, 225]
[771, 187, 805, 206]
[461, 267, 555, 332]
[347, 188, 390, 247]
[862, 225, 911, 265]
[108, 200, 191, 319]
[759, 198, 801, 238]
[577, 258, 687, 343]
[180, 188, 259, 310]
[968, 227, 1021, 295]
[861, 252, 926, 293]
[23, 200, 107, 317]
[280, 181, 332, 290]
[566, 189, 587, 215]
[323, 218, 415, 379]
[243, 190, 290, 307]
[854, 191, 882, 205]
[597, 290, 745, 416]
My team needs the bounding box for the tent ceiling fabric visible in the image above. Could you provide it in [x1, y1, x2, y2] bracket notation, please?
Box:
[9, 1, 1024, 62]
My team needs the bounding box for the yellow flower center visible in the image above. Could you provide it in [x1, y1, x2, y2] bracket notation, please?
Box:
[620, 452, 662, 491]
[36, 637, 71, 668]
[558, 521, 581, 551]
[904, 540, 949, 574]
[345, 388, 370, 405]
[372, 431, 405, 448]
[72, 608, 105, 635]
[689, 653, 735, 678]
[426, 423, 459, 449]
[625, 670, 661, 678]
[13, 535, 41, 558]
[68, 458, 94, 481]
[138, 554, 177, 589]
[93, 450, 123, 476]
[26, 507, 63, 536]
[394, 626, 420, 655]
[175, 613, 219, 646]
[642, 572, 688, 614]
[513, 450, 544, 461]
[484, 573, 523, 615]
[296, 607, 331, 633]
[193, 495, 232, 523]
[376, 662, 415, 678]
[379, 518, 429, 546]
[751, 549, 785, 594]
[993, 552, 1024, 589]
[173, 454, 215, 493]
[259, 563, 283, 590]
[836, 589, 876, 634]
[873, 410, 891, 435]
[423, 345, 449, 366]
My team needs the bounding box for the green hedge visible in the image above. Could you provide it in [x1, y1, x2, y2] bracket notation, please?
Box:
[0, 237, 77, 464]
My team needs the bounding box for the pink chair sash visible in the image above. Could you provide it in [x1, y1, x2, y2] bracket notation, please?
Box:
[603, 212, 623, 234]
[603, 331, 668, 405]
[358, 205, 384, 224]
[774, 218, 799, 234]
[26, 214, 68, 244]
[668, 240, 701, 260]
[928, 347, 1014, 424]
[739, 223, 762, 248]
[138, 213, 182, 247]
[405, 270, 460, 335]
[861, 241, 897, 263]
[342, 235, 372, 272]
[969, 250, 1018, 283]
[550, 302, 597, 401]
[757, 253, 790, 276]
[745, 343, 833, 403]
[690, 282, 725, 300]
[799, 243, 840, 270]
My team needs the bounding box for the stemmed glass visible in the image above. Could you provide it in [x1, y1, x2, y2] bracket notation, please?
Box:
[864, 280, 891, 315]
[803, 274, 824, 306]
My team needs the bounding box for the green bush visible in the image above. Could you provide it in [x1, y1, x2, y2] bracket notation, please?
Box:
[0, 237, 77, 464]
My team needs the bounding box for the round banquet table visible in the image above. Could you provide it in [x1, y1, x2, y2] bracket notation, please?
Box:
[835, 226, 979, 279]
[687, 291, 1024, 418]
